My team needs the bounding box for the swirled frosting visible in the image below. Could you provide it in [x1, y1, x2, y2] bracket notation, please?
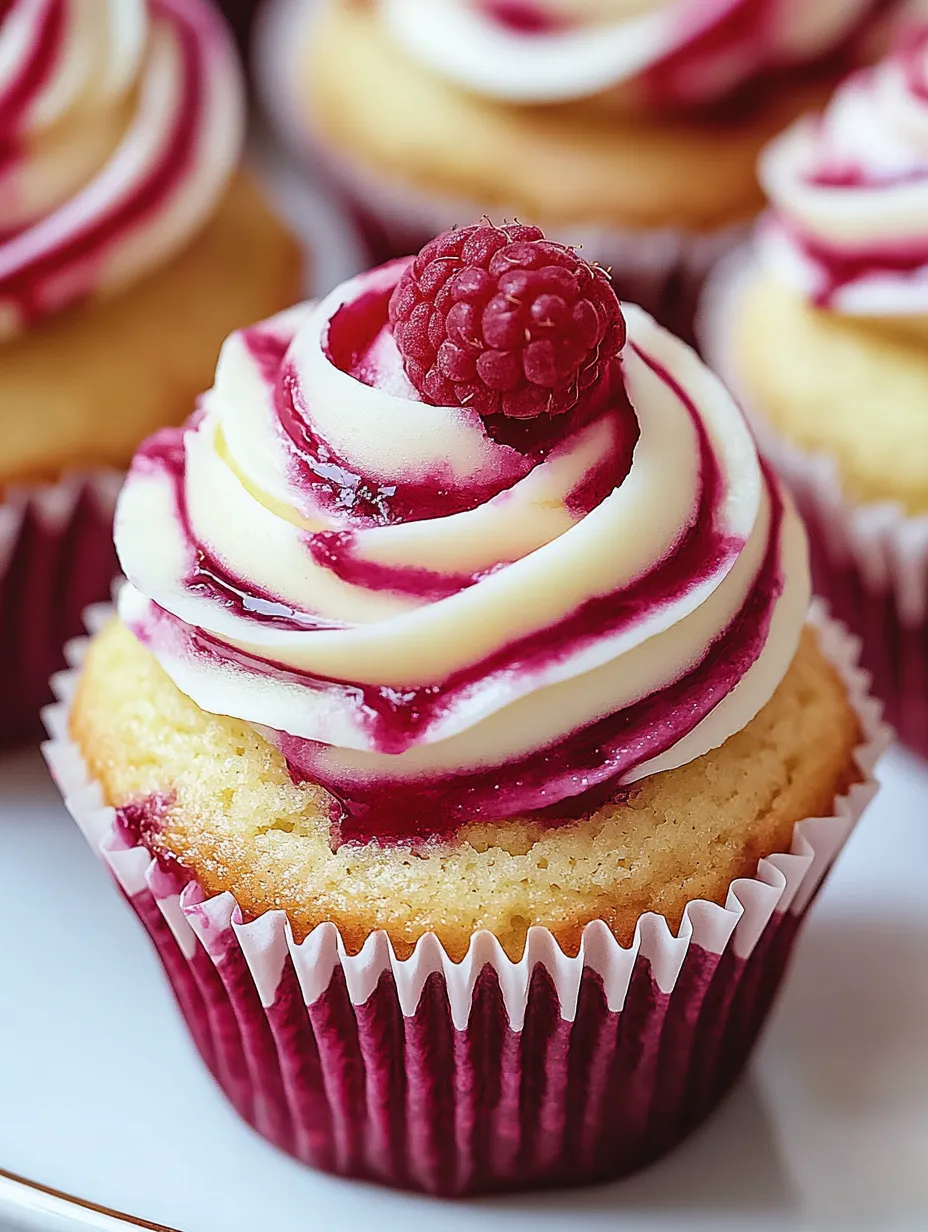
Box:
[759, 24, 928, 313]
[0, 0, 244, 338]
[378, 0, 891, 108]
[115, 258, 810, 844]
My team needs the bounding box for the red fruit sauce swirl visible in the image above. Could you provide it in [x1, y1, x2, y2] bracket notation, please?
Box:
[0, 0, 240, 331]
[240, 268, 638, 534]
[454, 0, 895, 107]
[0, 0, 66, 169]
[131, 277, 640, 613]
[125, 339, 779, 842]
[132, 343, 779, 846]
[118, 253, 798, 848]
[642, 0, 893, 108]
[760, 24, 928, 308]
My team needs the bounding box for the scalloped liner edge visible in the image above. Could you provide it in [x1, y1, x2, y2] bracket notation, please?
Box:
[42, 599, 888, 1032]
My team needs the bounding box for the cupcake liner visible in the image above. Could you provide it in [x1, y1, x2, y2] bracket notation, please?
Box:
[0, 474, 121, 746]
[699, 248, 928, 757]
[253, 0, 749, 344]
[40, 602, 887, 1196]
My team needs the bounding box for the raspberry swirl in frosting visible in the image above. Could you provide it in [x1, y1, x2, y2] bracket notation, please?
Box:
[379, 0, 892, 108]
[0, 0, 244, 338]
[759, 24, 928, 313]
[115, 225, 809, 844]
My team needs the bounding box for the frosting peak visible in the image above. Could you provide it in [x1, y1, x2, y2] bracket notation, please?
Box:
[759, 23, 928, 314]
[379, 0, 891, 108]
[0, 0, 244, 338]
[116, 250, 809, 843]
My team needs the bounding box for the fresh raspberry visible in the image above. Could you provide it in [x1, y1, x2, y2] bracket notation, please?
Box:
[388, 222, 626, 420]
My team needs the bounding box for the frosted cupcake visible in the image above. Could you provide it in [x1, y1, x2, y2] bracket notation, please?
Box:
[257, 0, 900, 338]
[0, 0, 301, 742]
[47, 223, 884, 1195]
[700, 23, 928, 757]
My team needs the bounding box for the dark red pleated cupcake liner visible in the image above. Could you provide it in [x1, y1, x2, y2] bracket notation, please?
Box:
[253, 0, 748, 345]
[700, 250, 928, 759]
[42, 605, 887, 1197]
[792, 500, 928, 758]
[0, 475, 120, 746]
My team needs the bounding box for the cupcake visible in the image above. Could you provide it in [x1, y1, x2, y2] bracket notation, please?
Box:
[700, 23, 928, 757]
[45, 223, 885, 1196]
[256, 0, 901, 339]
[0, 0, 302, 742]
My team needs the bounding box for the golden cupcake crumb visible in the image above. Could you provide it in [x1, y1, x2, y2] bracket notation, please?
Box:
[305, 2, 835, 233]
[73, 619, 860, 961]
[0, 172, 302, 487]
[736, 272, 928, 515]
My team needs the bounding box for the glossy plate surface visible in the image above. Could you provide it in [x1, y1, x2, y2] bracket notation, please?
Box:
[1, 742, 927, 1232]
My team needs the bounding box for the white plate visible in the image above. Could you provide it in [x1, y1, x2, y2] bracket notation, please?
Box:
[0, 742, 926, 1232]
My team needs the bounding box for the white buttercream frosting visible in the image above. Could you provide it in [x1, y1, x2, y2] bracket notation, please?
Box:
[114, 252, 809, 834]
[377, 0, 884, 107]
[0, 0, 244, 337]
[758, 23, 928, 313]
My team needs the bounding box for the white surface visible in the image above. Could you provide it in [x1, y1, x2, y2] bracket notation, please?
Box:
[0, 744, 926, 1232]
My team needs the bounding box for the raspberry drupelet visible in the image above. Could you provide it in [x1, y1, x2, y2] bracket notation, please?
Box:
[388, 222, 626, 419]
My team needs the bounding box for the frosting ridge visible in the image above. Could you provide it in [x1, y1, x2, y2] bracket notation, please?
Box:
[116, 257, 809, 841]
[378, 0, 890, 108]
[759, 23, 928, 313]
[0, 0, 244, 337]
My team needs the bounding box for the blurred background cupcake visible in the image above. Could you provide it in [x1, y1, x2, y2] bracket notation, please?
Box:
[0, 0, 302, 744]
[47, 224, 885, 1196]
[256, 0, 903, 339]
[700, 21, 928, 757]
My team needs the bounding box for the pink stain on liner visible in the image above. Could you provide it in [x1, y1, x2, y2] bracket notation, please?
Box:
[114, 791, 188, 896]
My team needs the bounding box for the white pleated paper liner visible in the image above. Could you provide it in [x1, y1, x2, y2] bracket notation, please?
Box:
[699, 248, 928, 756]
[253, 0, 750, 343]
[41, 601, 887, 1195]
